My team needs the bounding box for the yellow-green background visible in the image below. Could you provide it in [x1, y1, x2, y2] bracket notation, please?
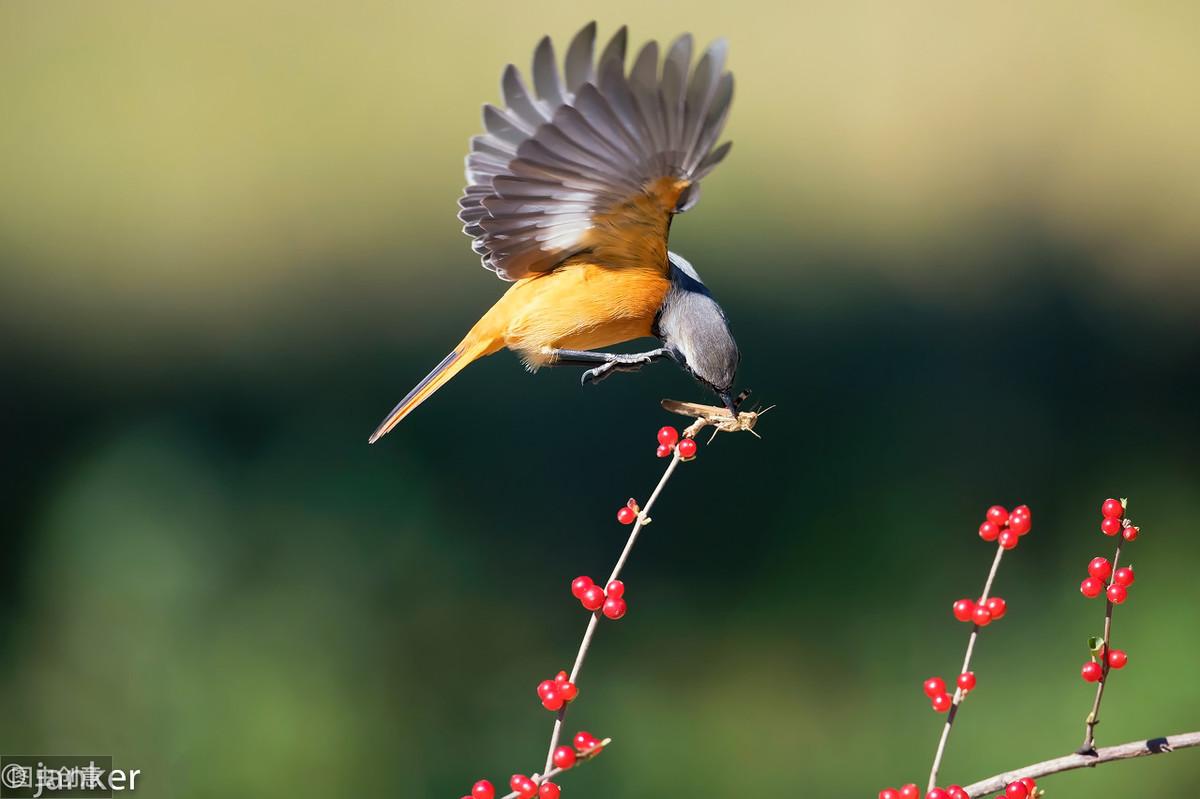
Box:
[2, 2, 1197, 796]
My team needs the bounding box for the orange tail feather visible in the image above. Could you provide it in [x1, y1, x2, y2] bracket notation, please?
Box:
[368, 337, 496, 443]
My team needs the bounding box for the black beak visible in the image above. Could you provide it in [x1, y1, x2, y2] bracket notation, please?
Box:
[719, 391, 738, 417]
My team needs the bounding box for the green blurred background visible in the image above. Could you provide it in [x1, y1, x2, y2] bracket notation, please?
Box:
[2, 1, 1198, 796]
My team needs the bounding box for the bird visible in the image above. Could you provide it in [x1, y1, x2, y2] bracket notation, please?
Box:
[369, 22, 740, 443]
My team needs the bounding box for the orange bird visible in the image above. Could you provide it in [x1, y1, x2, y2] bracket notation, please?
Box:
[370, 23, 739, 443]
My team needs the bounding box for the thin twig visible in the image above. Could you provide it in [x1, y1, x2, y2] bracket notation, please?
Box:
[962, 730, 1200, 797]
[1079, 525, 1127, 753]
[535, 446, 686, 784]
[927, 543, 1006, 793]
[489, 412, 749, 798]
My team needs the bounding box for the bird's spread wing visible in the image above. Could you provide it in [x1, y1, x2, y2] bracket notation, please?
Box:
[459, 23, 734, 281]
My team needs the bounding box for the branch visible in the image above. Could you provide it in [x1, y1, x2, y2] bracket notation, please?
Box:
[962, 731, 1200, 797]
[534, 446, 685, 784]
[475, 409, 757, 799]
[926, 543, 1006, 793]
[1079, 497, 1136, 755]
[1079, 535, 1124, 753]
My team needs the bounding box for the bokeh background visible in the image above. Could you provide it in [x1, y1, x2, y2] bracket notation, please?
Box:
[2, 1, 1198, 796]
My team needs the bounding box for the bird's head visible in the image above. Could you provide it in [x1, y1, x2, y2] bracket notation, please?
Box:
[657, 252, 741, 405]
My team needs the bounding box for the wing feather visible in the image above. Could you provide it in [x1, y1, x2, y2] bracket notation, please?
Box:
[660, 34, 692, 148]
[531, 36, 566, 107]
[563, 22, 596, 92]
[596, 25, 628, 76]
[459, 24, 734, 280]
[501, 65, 551, 129]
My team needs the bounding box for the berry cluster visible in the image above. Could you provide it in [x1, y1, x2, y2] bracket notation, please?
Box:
[882, 777, 1038, 799]
[506, 774, 552, 799]
[1080, 655, 1128, 682]
[922, 673, 976, 713]
[466, 733, 605, 799]
[655, 426, 698, 460]
[951, 595, 1007, 627]
[1079, 558, 1134, 604]
[536, 671, 579, 712]
[978, 504, 1032, 550]
[1100, 497, 1139, 540]
[570, 576, 628, 620]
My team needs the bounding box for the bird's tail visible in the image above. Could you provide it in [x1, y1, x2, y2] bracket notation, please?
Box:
[368, 335, 497, 443]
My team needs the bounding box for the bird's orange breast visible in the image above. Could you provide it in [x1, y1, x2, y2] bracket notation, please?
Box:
[473, 259, 671, 368]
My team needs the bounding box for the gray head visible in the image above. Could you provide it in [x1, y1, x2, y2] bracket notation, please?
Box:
[654, 252, 741, 411]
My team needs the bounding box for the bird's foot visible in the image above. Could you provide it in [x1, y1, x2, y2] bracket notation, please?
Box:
[580, 352, 656, 385]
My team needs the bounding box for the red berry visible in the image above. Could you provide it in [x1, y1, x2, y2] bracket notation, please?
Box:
[602, 596, 627, 620]
[1081, 661, 1102, 682]
[1005, 781, 1029, 799]
[1009, 513, 1032, 535]
[1088, 557, 1112, 581]
[978, 521, 1000, 542]
[538, 782, 560, 799]
[555, 670, 569, 682]
[927, 789, 948, 799]
[899, 784, 921, 799]
[571, 576, 593, 599]
[952, 599, 976, 622]
[558, 680, 578, 702]
[580, 585, 606, 611]
[1080, 577, 1104, 598]
[923, 677, 947, 698]
[879, 791, 900, 799]
[957, 672, 976, 691]
[1122, 524, 1140, 541]
[1108, 649, 1128, 669]
[1107, 584, 1127, 604]
[552, 745, 576, 770]
[1101, 498, 1124, 519]
[947, 787, 968, 799]
[1019, 778, 1036, 793]
[1101, 517, 1122, 536]
[972, 606, 992, 626]
[537, 680, 557, 701]
[657, 426, 679, 447]
[987, 505, 1010, 526]
[1012, 504, 1031, 520]
[473, 780, 495, 799]
[541, 689, 564, 711]
[1113, 566, 1134, 587]
[573, 731, 600, 751]
[998, 529, 1019, 549]
[510, 775, 537, 799]
[677, 438, 698, 459]
[656, 444, 673, 458]
[931, 693, 952, 713]
[617, 506, 637, 525]
[985, 597, 1007, 619]
[606, 580, 625, 598]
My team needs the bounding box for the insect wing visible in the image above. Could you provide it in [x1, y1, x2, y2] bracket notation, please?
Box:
[660, 399, 732, 419]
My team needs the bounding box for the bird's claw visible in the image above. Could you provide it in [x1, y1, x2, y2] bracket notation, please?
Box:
[580, 353, 652, 385]
[581, 364, 614, 384]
